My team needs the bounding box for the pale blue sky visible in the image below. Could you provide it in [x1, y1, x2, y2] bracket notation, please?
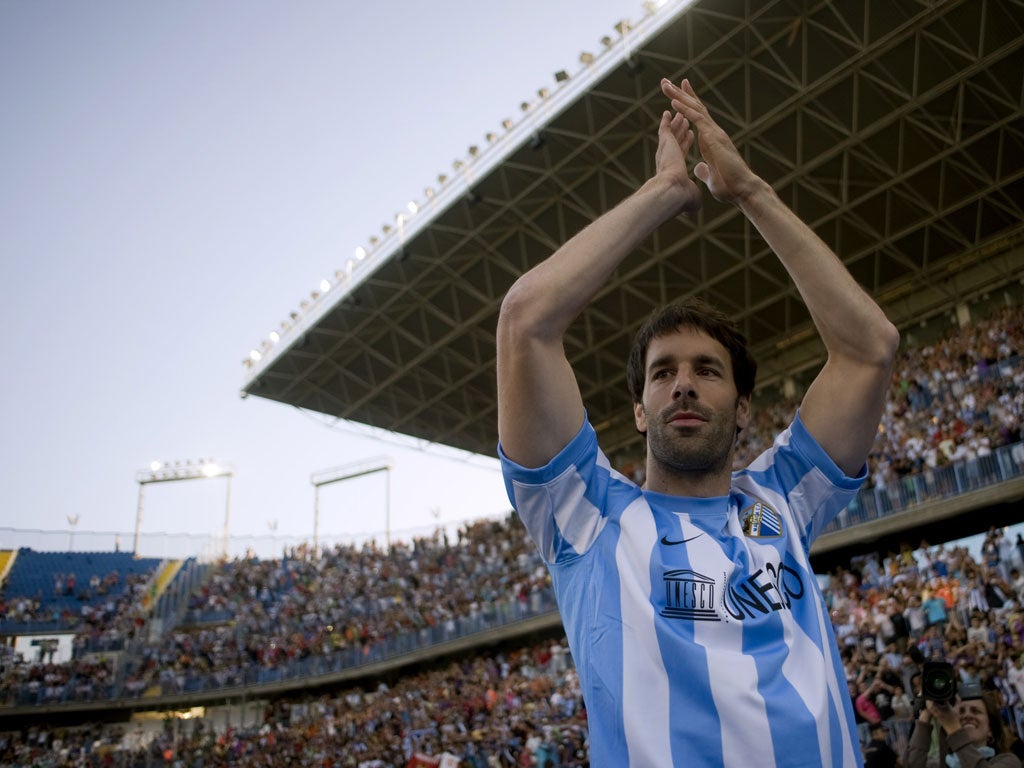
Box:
[0, 0, 643, 556]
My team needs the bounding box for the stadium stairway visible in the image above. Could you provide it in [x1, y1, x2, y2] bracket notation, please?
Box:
[142, 559, 183, 610]
[0, 550, 15, 586]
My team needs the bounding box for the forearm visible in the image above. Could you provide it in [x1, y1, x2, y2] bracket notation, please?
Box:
[906, 720, 934, 768]
[499, 173, 689, 343]
[736, 179, 898, 366]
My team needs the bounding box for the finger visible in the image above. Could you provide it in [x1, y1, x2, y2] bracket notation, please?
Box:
[660, 77, 685, 97]
[670, 116, 692, 149]
[694, 161, 711, 186]
[682, 128, 695, 153]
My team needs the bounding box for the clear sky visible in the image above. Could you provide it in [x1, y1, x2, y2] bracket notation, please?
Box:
[0, 0, 645, 558]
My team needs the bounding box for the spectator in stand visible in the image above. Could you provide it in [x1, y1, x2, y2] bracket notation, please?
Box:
[863, 721, 901, 768]
[907, 687, 1021, 768]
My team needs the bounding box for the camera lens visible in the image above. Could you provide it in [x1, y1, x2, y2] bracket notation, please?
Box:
[922, 661, 957, 705]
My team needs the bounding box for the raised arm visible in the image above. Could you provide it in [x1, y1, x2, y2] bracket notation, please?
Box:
[663, 78, 899, 476]
[496, 111, 702, 468]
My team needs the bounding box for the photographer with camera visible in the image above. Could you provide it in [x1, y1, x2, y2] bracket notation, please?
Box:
[907, 663, 1020, 768]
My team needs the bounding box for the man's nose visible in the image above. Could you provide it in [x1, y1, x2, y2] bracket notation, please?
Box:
[672, 372, 697, 399]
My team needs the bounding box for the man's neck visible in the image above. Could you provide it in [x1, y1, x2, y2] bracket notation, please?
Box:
[642, 463, 733, 497]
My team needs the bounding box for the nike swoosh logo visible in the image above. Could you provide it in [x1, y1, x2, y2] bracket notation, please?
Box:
[660, 534, 703, 546]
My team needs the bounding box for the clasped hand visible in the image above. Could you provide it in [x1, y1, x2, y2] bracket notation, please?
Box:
[659, 77, 761, 206]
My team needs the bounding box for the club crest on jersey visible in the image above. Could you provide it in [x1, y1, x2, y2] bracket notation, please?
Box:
[740, 500, 783, 538]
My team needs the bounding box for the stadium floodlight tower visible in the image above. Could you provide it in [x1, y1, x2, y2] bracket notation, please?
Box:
[311, 456, 392, 554]
[134, 459, 235, 558]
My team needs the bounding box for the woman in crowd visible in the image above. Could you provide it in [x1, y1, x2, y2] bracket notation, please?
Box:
[907, 688, 1021, 768]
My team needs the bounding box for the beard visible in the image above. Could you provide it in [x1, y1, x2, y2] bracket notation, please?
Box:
[644, 399, 738, 478]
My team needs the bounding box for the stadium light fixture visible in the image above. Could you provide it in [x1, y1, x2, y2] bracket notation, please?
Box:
[355, 246, 367, 260]
[407, 201, 418, 214]
[319, 279, 331, 293]
[579, 51, 595, 65]
[134, 459, 235, 558]
[554, 70, 569, 83]
[311, 456, 393, 553]
[501, 118, 514, 130]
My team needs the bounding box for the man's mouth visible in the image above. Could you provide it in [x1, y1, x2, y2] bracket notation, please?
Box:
[666, 410, 707, 427]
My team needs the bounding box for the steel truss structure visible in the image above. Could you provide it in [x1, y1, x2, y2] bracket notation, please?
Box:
[243, 0, 1024, 463]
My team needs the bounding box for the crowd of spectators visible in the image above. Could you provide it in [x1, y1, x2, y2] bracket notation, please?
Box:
[4, 302, 1024, 766]
[734, 304, 1024, 476]
[4, 528, 1024, 766]
[122, 517, 551, 697]
[1, 638, 587, 768]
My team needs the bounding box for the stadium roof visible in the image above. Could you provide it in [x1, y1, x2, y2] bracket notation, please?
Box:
[242, 0, 1024, 463]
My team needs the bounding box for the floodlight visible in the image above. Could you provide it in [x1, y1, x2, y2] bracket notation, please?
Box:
[580, 52, 595, 65]
[502, 118, 513, 130]
[249, 349, 262, 362]
[554, 70, 569, 83]
[269, 331, 280, 343]
[134, 458, 235, 557]
[407, 201, 418, 214]
[319, 279, 330, 292]
[468, 145, 479, 157]
[485, 132, 497, 143]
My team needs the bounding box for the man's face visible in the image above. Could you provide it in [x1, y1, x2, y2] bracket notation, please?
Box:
[633, 326, 749, 478]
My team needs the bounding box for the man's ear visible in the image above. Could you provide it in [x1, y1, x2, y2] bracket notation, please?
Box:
[634, 401, 647, 434]
[735, 395, 751, 435]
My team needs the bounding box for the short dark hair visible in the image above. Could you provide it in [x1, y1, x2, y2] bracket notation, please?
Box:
[626, 297, 757, 404]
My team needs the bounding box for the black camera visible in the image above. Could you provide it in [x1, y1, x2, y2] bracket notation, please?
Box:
[921, 661, 958, 706]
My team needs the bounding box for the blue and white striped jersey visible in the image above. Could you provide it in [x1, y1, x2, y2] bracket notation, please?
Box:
[499, 412, 866, 768]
